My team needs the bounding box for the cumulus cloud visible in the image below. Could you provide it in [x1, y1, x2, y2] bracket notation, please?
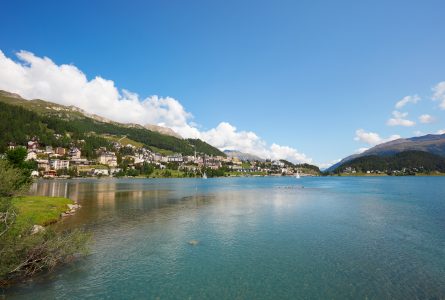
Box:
[0, 50, 312, 164]
[0, 50, 197, 136]
[354, 129, 401, 146]
[199, 122, 311, 163]
[418, 114, 435, 124]
[386, 110, 415, 127]
[395, 95, 420, 109]
[432, 81, 445, 109]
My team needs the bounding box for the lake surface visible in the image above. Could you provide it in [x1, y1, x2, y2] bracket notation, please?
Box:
[5, 177, 445, 299]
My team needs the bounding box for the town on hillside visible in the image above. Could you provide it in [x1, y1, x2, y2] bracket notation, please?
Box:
[4, 136, 319, 178]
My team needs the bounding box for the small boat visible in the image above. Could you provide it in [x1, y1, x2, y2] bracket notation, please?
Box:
[295, 171, 300, 179]
[203, 172, 207, 179]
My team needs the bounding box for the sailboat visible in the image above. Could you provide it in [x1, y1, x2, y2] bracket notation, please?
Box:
[202, 172, 207, 179]
[295, 171, 300, 179]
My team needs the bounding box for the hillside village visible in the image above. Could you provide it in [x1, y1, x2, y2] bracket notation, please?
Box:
[5, 136, 320, 178]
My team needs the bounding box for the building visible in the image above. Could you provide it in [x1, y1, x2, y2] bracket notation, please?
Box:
[26, 150, 37, 161]
[69, 147, 81, 159]
[37, 159, 50, 172]
[55, 147, 67, 156]
[98, 152, 118, 167]
[50, 159, 70, 170]
[167, 154, 183, 163]
[45, 146, 54, 154]
[27, 140, 39, 150]
[7, 142, 16, 150]
[93, 169, 109, 176]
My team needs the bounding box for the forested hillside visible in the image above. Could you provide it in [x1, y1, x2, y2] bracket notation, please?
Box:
[0, 92, 225, 157]
[331, 151, 445, 174]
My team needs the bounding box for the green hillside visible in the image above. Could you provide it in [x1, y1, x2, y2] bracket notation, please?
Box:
[0, 91, 225, 157]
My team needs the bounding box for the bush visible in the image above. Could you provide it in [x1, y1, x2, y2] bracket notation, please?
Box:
[0, 158, 90, 287]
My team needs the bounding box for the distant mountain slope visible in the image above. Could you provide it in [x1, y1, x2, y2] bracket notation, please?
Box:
[331, 151, 445, 173]
[144, 124, 182, 139]
[327, 133, 445, 172]
[224, 150, 264, 161]
[0, 90, 225, 157]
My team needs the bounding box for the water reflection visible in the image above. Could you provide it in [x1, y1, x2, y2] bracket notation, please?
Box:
[7, 177, 445, 299]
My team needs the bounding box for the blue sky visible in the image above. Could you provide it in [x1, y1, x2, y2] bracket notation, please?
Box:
[1, 0, 445, 166]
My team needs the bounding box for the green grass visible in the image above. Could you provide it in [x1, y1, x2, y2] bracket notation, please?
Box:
[102, 134, 145, 148]
[149, 146, 175, 156]
[147, 169, 186, 178]
[12, 196, 73, 231]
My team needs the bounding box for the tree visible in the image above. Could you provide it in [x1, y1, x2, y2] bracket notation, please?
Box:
[6, 148, 27, 168]
[0, 160, 32, 198]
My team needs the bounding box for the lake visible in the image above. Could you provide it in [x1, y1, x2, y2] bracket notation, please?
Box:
[5, 177, 445, 299]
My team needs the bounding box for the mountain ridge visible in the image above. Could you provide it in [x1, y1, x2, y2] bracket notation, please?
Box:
[0, 90, 182, 139]
[327, 133, 445, 172]
[0, 90, 225, 157]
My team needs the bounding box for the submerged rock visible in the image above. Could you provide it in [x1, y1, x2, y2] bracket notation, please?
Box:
[188, 240, 200, 246]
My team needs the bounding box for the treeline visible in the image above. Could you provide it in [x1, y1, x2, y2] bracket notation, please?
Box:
[279, 159, 321, 174]
[331, 151, 445, 173]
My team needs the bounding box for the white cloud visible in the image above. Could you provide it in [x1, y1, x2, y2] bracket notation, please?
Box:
[413, 130, 424, 136]
[0, 50, 312, 164]
[432, 81, 445, 109]
[318, 158, 341, 170]
[387, 110, 415, 127]
[418, 114, 435, 124]
[199, 122, 312, 163]
[437, 129, 445, 134]
[395, 95, 420, 109]
[354, 129, 401, 146]
[355, 147, 369, 154]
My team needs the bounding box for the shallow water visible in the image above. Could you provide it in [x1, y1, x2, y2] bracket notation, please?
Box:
[5, 177, 445, 299]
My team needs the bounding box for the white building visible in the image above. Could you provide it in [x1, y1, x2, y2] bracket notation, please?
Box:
[98, 152, 118, 167]
[167, 154, 183, 163]
[69, 147, 82, 159]
[26, 150, 37, 161]
[93, 169, 109, 176]
[50, 159, 70, 170]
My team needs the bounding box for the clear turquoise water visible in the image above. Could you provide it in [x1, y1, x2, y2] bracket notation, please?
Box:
[5, 177, 445, 299]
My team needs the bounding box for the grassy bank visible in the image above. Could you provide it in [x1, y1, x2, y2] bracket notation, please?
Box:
[1, 196, 89, 286]
[11, 196, 73, 233]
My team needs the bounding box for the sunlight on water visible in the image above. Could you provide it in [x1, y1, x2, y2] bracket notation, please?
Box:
[6, 177, 445, 299]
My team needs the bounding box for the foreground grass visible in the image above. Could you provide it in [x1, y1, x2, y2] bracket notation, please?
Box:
[1, 196, 90, 286]
[12, 196, 73, 230]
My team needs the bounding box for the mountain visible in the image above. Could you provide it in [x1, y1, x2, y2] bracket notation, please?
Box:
[224, 150, 264, 161]
[144, 124, 182, 139]
[0, 90, 225, 157]
[327, 133, 445, 172]
[331, 151, 445, 174]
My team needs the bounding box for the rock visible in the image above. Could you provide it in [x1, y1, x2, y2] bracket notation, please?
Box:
[67, 204, 79, 210]
[188, 240, 199, 246]
[31, 225, 45, 235]
[61, 212, 70, 217]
